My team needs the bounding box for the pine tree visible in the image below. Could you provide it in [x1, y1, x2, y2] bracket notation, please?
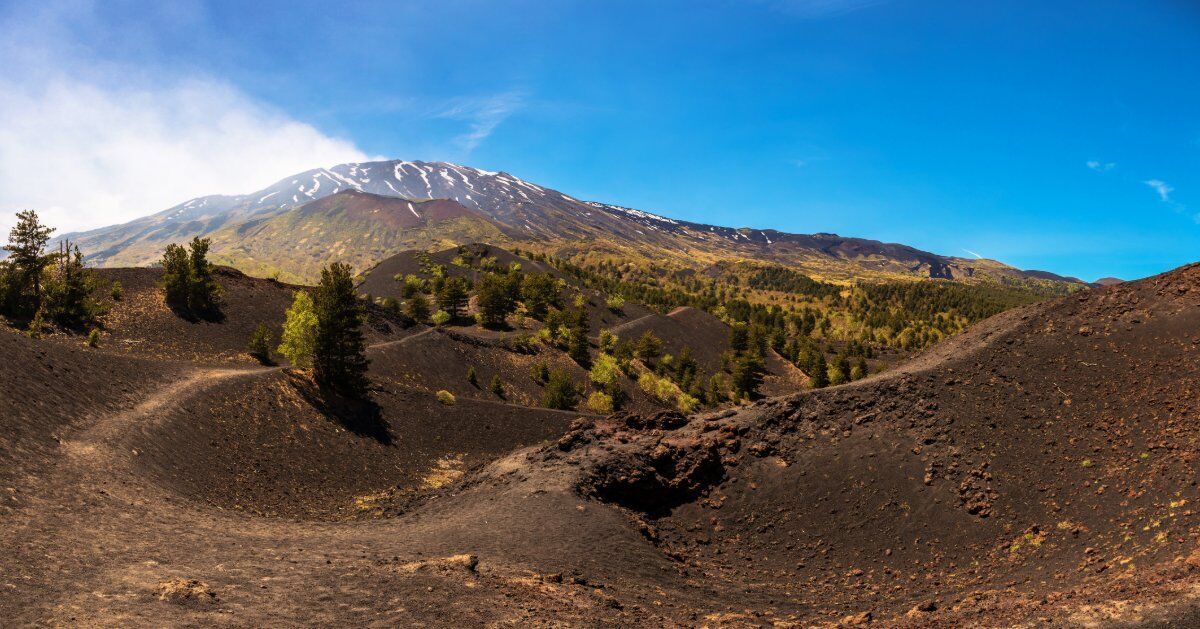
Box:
[542, 369, 579, 410]
[187, 237, 222, 316]
[43, 241, 104, 328]
[476, 272, 515, 328]
[635, 330, 662, 363]
[3, 210, 53, 317]
[160, 243, 192, 310]
[466, 365, 478, 386]
[436, 276, 469, 321]
[489, 374, 505, 398]
[809, 353, 829, 388]
[851, 357, 868, 381]
[278, 291, 318, 367]
[729, 322, 750, 353]
[312, 262, 370, 398]
[405, 293, 430, 322]
[730, 353, 765, 400]
[520, 273, 559, 320]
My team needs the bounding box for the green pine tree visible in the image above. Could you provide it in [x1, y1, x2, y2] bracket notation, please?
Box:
[312, 263, 370, 398]
[405, 293, 431, 322]
[187, 237, 222, 316]
[3, 210, 54, 317]
[436, 276, 469, 321]
[160, 243, 192, 310]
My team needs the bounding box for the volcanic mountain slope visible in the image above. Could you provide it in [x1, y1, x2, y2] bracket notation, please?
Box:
[1, 259, 1198, 625]
[60, 159, 1083, 286]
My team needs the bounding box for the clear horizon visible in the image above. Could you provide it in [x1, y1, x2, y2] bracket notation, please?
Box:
[1, 0, 1198, 282]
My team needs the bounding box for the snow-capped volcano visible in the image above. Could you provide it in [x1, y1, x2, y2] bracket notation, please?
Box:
[59, 159, 1083, 286]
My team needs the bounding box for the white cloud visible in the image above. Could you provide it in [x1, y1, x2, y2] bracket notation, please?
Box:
[0, 3, 371, 238]
[437, 92, 525, 152]
[1143, 179, 1174, 203]
[1086, 160, 1115, 172]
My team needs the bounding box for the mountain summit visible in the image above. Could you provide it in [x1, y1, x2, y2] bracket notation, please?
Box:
[61, 159, 1082, 286]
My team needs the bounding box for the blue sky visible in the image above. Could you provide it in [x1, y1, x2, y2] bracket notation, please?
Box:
[1, 0, 1197, 281]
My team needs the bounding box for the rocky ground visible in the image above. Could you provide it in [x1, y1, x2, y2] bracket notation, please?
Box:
[1, 264, 1199, 626]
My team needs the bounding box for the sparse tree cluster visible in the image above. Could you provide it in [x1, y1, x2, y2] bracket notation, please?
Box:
[161, 237, 223, 318]
[1, 211, 106, 333]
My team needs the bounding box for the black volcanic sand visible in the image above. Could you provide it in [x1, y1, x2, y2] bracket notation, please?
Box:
[1, 264, 1200, 625]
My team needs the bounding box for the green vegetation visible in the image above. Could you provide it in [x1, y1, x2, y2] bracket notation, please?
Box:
[542, 369, 580, 410]
[513, 249, 1060, 395]
[405, 293, 430, 322]
[490, 374, 505, 398]
[43, 241, 106, 328]
[476, 271, 520, 328]
[436, 390, 456, 405]
[278, 291, 318, 367]
[520, 273, 561, 320]
[586, 390, 614, 414]
[161, 237, 223, 318]
[313, 262, 370, 398]
[1, 210, 54, 318]
[1, 211, 106, 331]
[247, 324, 274, 365]
[436, 276, 470, 321]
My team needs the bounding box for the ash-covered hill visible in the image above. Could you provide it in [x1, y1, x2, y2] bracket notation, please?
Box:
[60, 159, 1082, 286]
[1, 248, 1195, 625]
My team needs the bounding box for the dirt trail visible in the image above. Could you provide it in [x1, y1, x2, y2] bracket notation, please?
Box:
[364, 325, 436, 351]
[6, 266, 1200, 626]
[61, 366, 280, 461]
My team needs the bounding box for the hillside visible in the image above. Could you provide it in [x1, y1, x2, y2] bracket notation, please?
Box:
[59, 159, 1084, 287]
[1, 257, 1197, 625]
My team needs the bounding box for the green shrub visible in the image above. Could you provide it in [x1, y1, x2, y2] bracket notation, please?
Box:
[247, 323, 274, 364]
[86, 328, 101, 348]
[490, 375, 505, 398]
[25, 309, 44, 339]
[542, 369, 579, 410]
[677, 392, 700, 414]
[110, 281, 123, 301]
[598, 329, 617, 353]
[436, 390, 456, 405]
[431, 309, 451, 326]
[586, 390, 614, 414]
[531, 361, 550, 384]
[466, 366, 477, 386]
[588, 353, 621, 387]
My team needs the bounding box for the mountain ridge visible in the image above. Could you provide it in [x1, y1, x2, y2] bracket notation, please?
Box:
[59, 159, 1086, 286]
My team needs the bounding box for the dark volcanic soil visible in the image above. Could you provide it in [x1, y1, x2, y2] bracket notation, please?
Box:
[2, 263, 1200, 626]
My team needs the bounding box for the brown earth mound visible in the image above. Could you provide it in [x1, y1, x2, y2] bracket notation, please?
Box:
[2, 263, 1198, 626]
[613, 305, 810, 395]
[94, 266, 409, 363]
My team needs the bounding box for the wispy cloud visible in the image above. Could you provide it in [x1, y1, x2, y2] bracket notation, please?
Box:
[1142, 179, 1195, 222]
[1086, 160, 1116, 173]
[1143, 179, 1174, 203]
[962, 248, 983, 259]
[437, 91, 525, 152]
[0, 1, 370, 236]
